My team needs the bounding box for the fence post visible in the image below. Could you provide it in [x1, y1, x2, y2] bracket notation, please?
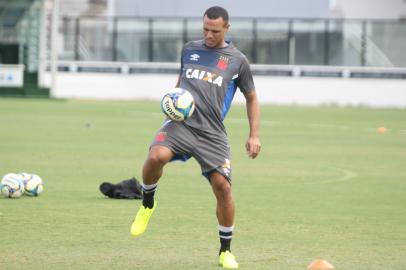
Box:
[252, 18, 258, 63]
[361, 20, 367, 66]
[324, 19, 330, 65]
[112, 17, 117, 61]
[183, 18, 188, 44]
[74, 17, 79, 60]
[288, 19, 295, 65]
[148, 18, 153, 62]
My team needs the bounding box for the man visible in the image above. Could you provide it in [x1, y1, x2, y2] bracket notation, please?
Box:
[131, 6, 261, 269]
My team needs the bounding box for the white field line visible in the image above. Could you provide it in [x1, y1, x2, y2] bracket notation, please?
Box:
[128, 111, 162, 117]
[227, 117, 352, 130]
[227, 117, 406, 135]
[127, 111, 406, 135]
[306, 167, 358, 185]
[309, 123, 350, 130]
[226, 118, 277, 126]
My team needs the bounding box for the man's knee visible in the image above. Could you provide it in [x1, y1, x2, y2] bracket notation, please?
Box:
[211, 172, 232, 196]
[146, 145, 173, 166]
[217, 180, 232, 195]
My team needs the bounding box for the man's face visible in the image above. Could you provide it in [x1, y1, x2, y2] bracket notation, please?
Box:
[203, 15, 229, 48]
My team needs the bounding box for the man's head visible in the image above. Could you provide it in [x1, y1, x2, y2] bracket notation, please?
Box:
[203, 6, 230, 48]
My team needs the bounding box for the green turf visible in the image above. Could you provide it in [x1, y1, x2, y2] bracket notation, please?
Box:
[0, 98, 405, 270]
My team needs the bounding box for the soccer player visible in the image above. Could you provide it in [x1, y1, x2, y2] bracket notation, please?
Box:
[131, 6, 261, 269]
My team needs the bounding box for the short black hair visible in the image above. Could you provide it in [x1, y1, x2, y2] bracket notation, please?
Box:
[204, 6, 229, 24]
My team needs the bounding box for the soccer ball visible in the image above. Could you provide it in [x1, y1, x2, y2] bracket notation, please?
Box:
[20, 173, 44, 196]
[1, 173, 25, 198]
[161, 88, 195, 121]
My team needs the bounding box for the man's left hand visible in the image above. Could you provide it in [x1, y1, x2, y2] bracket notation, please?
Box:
[246, 136, 261, 159]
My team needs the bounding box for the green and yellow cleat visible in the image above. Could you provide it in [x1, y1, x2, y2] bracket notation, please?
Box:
[130, 201, 157, 237]
[219, 251, 239, 269]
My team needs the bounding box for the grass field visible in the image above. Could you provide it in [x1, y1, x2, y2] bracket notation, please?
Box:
[0, 97, 405, 270]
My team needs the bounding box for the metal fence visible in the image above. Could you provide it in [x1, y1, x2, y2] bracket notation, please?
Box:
[58, 16, 406, 67]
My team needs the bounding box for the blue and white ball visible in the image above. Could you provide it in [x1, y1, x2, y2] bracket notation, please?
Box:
[1, 173, 25, 198]
[161, 88, 195, 121]
[20, 173, 44, 197]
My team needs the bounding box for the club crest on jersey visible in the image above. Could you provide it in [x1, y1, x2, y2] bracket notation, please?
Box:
[185, 68, 223, 87]
[189, 54, 200, 61]
[217, 56, 230, 70]
[155, 132, 167, 142]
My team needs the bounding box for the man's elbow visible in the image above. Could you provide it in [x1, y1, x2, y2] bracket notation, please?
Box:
[244, 90, 257, 102]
